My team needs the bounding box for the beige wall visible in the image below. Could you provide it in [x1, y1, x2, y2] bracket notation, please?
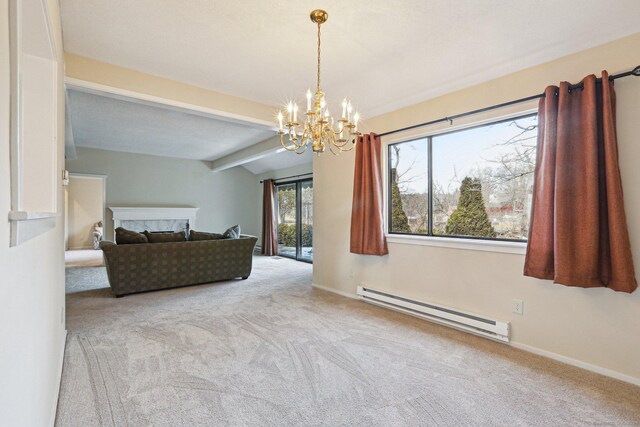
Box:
[313, 33, 640, 383]
[0, 0, 67, 425]
[67, 175, 105, 249]
[66, 148, 261, 241]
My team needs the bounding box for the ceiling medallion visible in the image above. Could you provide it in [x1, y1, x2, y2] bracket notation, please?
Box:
[277, 9, 360, 155]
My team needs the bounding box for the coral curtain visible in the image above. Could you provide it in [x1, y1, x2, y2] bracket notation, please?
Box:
[524, 71, 636, 293]
[350, 133, 389, 255]
[261, 179, 277, 256]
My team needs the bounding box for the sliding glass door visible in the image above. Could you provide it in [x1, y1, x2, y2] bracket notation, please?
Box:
[276, 179, 313, 262]
[276, 182, 297, 258]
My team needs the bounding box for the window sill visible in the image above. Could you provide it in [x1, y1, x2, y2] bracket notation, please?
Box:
[385, 234, 527, 255]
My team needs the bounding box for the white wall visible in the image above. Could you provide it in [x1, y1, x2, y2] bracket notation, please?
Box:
[313, 33, 640, 383]
[0, 0, 67, 425]
[67, 175, 104, 249]
[66, 147, 262, 241]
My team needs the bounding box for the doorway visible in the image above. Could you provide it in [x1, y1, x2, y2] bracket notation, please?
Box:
[65, 174, 106, 254]
[275, 178, 313, 263]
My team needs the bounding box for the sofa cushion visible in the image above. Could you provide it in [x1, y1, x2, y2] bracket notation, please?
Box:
[115, 227, 148, 245]
[189, 230, 224, 241]
[143, 230, 186, 243]
[222, 225, 241, 239]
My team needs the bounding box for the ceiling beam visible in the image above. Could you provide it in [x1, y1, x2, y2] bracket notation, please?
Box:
[64, 53, 277, 129]
[209, 135, 283, 172]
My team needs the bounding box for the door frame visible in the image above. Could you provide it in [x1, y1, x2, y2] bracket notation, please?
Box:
[274, 177, 313, 263]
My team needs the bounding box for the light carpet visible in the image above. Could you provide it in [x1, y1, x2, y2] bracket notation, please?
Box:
[65, 249, 105, 268]
[58, 256, 640, 426]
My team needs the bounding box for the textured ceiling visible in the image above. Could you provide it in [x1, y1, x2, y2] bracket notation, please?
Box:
[61, 0, 640, 118]
[67, 90, 275, 161]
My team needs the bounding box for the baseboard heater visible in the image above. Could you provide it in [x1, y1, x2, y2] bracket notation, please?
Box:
[356, 286, 510, 342]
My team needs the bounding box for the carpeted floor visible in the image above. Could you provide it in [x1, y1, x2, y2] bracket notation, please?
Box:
[58, 256, 640, 426]
[65, 249, 104, 268]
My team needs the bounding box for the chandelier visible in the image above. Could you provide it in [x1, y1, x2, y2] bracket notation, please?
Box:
[277, 9, 360, 155]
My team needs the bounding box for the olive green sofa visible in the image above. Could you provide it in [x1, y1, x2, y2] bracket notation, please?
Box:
[100, 235, 258, 297]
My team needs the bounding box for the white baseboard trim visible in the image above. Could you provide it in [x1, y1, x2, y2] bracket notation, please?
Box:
[509, 341, 640, 387]
[50, 329, 67, 427]
[311, 283, 640, 387]
[311, 283, 358, 299]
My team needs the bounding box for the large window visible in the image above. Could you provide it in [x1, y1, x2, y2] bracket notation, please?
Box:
[388, 114, 538, 241]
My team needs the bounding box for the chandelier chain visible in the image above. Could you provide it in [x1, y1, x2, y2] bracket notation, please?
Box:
[317, 23, 321, 92]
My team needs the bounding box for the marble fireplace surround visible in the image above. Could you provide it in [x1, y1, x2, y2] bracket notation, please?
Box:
[109, 207, 199, 235]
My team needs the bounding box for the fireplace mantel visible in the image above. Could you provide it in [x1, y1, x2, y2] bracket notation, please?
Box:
[109, 207, 199, 234]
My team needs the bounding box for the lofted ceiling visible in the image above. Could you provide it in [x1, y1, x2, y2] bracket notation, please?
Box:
[61, 0, 640, 119]
[67, 89, 275, 161]
[242, 148, 313, 175]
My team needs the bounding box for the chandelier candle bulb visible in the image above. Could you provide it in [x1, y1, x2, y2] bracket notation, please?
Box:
[278, 111, 283, 131]
[306, 89, 312, 112]
[293, 104, 298, 123]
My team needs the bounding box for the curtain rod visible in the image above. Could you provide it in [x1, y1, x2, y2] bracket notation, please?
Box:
[259, 172, 313, 184]
[378, 65, 640, 138]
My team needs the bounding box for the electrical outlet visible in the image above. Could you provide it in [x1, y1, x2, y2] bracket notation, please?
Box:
[512, 299, 524, 315]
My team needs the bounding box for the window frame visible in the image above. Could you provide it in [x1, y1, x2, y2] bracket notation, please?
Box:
[383, 111, 538, 254]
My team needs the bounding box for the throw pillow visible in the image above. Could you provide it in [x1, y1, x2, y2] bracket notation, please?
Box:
[115, 227, 148, 245]
[143, 230, 186, 243]
[222, 225, 241, 239]
[189, 230, 224, 241]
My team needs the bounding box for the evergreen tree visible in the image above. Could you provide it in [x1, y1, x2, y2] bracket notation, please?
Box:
[390, 168, 411, 233]
[445, 177, 496, 237]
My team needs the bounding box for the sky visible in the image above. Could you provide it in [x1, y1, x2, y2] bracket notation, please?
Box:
[391, 115, 538, 193]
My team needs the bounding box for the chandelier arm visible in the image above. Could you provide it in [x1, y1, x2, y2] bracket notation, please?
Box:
[332, 133, 358, 148]
[300, 127, 311, 152]
[279, 132, 304, 151]
[337, 142, 355, 152]
[280, 141, 301, 152]
[332, 140, 349, 148]
[322, 127, 336, 155]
